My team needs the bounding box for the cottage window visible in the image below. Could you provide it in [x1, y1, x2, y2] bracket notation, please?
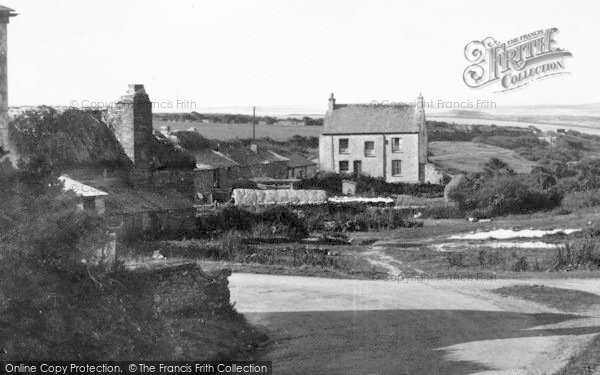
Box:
[392, 137, 401, 153]
[339, 138, 349, 154]
[364, 141, 375, 157]
[392, 160, 402, 176]
[339, 161, 349, 174]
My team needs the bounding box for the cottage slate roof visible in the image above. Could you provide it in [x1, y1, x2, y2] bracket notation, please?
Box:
[323, 104, 421, 135]
[151, 131, 196, 169]
[222, 147, 289, 167]
[193, 149, 239, 170]
[101, 186, 193, 214]
[286, 153, 316, 168]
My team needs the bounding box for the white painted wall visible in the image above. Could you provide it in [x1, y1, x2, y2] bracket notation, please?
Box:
[318, 133, 420, 183]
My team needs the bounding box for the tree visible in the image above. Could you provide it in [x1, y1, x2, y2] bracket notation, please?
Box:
[482, 157, 514, 178]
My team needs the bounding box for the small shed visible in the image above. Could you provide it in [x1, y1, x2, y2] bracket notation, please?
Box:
[59, 175, 108, 214]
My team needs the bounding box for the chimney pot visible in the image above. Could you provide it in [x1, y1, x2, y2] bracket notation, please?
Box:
[127, 84, 146, 94]
[328, 93, 336, 112]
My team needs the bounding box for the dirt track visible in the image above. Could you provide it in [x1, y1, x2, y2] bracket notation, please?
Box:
[230, 274, 600, 375]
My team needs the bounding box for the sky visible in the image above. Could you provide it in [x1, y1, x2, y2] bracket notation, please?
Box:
[4, 0, 600, 114]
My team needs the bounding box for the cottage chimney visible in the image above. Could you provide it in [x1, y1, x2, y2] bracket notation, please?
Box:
[106, 84, 153, 169]
[328, 93, 336, 112]
[250, 143, 258, 153]
[0, 6, 17, 157]
[417, 93, 424, 110]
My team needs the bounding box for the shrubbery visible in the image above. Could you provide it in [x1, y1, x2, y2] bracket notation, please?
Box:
[427, 121, 536, 142]
[462, 176, 562, 217]
[553, 224, 600, 270]
[443, 157, 562, 217]
[301, 203, 421, 232]
[561, 189, 600, 211]
[0, 160, 171, 360]
[299, 173, 444, 197]
[196, 206, 308, 240]
[419, 203, 463, 219]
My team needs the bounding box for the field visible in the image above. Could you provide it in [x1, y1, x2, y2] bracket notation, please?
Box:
[154, 120, 323, 141]
[429, 141, 538, 174]
[428, 114, 600, 135]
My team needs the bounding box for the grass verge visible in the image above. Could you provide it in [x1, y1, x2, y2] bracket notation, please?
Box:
[556, 334, 600, 375]
[491, 284, 600, 312]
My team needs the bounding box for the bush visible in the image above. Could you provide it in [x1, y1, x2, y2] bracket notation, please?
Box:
[420, 204, 464, 219]
[511, 256, 529, 272]
[219, 230, 245, 260]
[299, 173, 444, 197]
[553, 240, 600, 270]
[196, 206, 308, 240]
[444, 174, 467, 204]
[0, 161, 172, 360]
[256, 206, 308, 239]
[300, 204, 420, 232]
[446, 252, 464, 267]
[478, 249, 503, 268]
[458, 175, 562, 217]
[561, 189, 600, 210]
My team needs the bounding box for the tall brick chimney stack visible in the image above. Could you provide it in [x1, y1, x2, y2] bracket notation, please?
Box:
[106, 84, 153, 169]
[0, 5, 16, 156]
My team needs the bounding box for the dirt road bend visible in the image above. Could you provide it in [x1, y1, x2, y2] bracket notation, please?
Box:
[230, 274, 600, 375]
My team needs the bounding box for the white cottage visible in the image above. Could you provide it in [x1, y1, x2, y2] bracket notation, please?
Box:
[318, 93, 429, 183]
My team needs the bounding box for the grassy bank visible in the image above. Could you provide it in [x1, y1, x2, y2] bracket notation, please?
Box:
[123, 239, 387, 280]
[557, 334, 600, 375]
[491, 285, 600, 312]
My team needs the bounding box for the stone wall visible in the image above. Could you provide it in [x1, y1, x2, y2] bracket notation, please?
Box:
[424, 163, 445, 184]
[123, 262, 234, 318]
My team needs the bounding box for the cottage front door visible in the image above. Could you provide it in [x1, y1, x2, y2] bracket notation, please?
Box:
[353, 160, 362, 175]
